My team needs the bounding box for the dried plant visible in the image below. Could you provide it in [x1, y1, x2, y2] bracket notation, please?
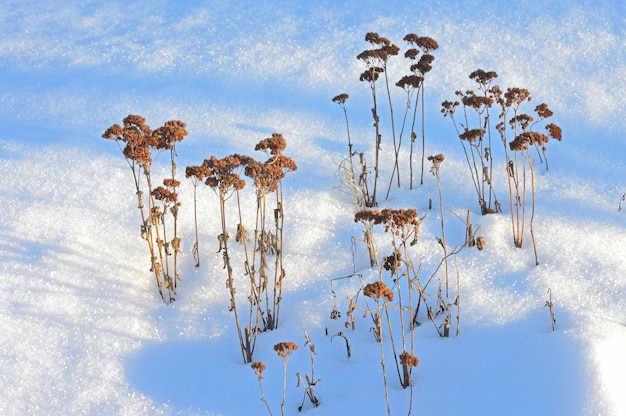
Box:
[493, 88, 563, 264]
[442, 69, 500, 215]
[251, 361, 273, 416]
[189, 134, 297, 364]
[391, 33, 439, 193]
[334, 32, 438, 208]
[297, 326, 320, 411]
[102, 114, 187, 303]
[185, 165, 208, 267]
[428, 154, 451, 296]
[246, 133, 298, 330]
[545, 288, 556, 331]
[363, 280, 393, 416]
[331, 331, 351, 359]
[274, 341, 298, 416]
[200, 153, 254, 362]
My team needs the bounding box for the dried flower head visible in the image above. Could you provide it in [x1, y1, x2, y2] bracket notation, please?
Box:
[509, 114, 534, 131]
[354, 209, 385, 225]
[154, 120, 188, 150]
[380, 208, 420, 230]
[509, 132, 549, 152]
[203, 154, 247, 192]
[383, 251, 402, 273]
[274, 342, 298, 358]
[545, 123, 562, 141]
[185, 165, 209, 182]
[504, 87, 532, 108]
[396, 74, 423, 90]
[399, 351, 420, 368]
[255, 133, 287, 156]
[469, 69, 498, 86]
[251, 361, 267, 379]
[459, 128, 485, 143]
[534, 103, 553, 119]
[415, 36, 438, 52]
[163, 178, 180, 188]
[427, 154, 445, 164]
[363, 281, 394, 302]
[332, 93, 349, 105]
[412, 53, 435, 75]
[152, 186, 178, 203]
[441, 100, 460, 117]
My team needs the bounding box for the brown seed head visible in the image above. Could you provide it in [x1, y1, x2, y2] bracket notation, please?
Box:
[332, 93, 349, 105]
[363, 281, 394, 302]
[399, 351, 420, 368]
[274, 342, 298, 358]
[545, 123, 562, 141]
[251, 361, 267, 379]
[469, 69, 498, 86]
[459, 128, 485, 143]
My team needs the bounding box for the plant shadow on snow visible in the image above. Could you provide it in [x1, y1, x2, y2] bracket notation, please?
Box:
[123, 302, 589, 415]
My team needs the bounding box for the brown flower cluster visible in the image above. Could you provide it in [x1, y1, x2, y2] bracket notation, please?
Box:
[359, 66, 384, 83]
[509, 113, 534, 131]
[363, 281, 394, 302]
[245, 157, 296, 193]
[357, 32, 400, 83]
[459, 128, 485, 143]
[509, 131, 550, 152]
[399, 351, 419, 368]
[154, 120, 188, 150]
[535, 103, 554, 119]
[355, 208, 420, 230]
[441, 100, 460, 117]
[102, 115, 188, 167]
[332, 93, 349, 105]
[403, 34, 439, 52]
[411, 53, 435, 75]
[274, 341, 298, 358]
[185, 165, 209, 182]
[427, 154, 445, 164]
[382, 251, 402, 273]
[251, 361, 267, 379]
[255, 132, 287, 156]
[402, 33, 438, 76]
[202, 154, 247, 192]
[152, 186, 178, 203]
[469, 69, 498, 86]
[456, 90, 494, 111]
[545, 123, 562, 141]
[396, 74, 423, 90]
[502, 87, 532, 108]
[163, 178, 180, 188]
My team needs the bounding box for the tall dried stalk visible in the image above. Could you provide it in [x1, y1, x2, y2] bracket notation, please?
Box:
[428, 154, 450, 296]
[274, 342, 298, 416]
[190, 134, 296, 363]
[442, 69, 500, 215]
[494, 88, 562, 263]
[363, 281, 394, 416]
[102, 114, 186, 303]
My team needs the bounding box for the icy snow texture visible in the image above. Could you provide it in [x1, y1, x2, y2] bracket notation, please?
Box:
[1, 1, 625, 415]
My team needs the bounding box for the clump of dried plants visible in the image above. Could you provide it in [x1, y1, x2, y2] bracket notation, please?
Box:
[102, 114, 187, 303]
[333, 32, 438, 208]
[187, 133, 297, 363]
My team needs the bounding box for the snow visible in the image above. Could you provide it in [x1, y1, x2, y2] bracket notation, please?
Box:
[1, 1, 625, 415]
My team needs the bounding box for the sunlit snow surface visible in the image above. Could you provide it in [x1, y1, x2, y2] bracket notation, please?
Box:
[1, 1, 625, 415]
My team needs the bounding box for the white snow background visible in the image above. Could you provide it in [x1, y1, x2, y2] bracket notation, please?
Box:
[1, 0, 625, 415]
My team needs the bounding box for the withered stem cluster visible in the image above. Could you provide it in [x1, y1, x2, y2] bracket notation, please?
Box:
[333, 32, 438, 208]
[186, 133, 297, 363]
[102, 114, 187, 303]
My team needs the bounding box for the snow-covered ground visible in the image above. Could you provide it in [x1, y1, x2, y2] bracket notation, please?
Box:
[1, 1, 625, 415]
